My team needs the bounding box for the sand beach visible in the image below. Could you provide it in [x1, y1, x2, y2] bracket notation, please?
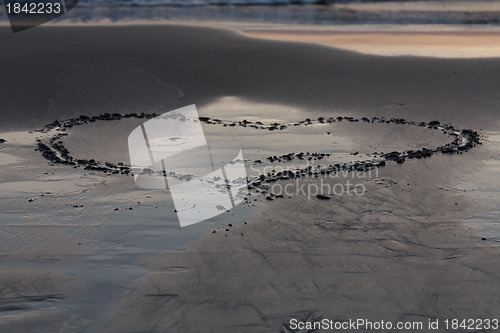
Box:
[1, 12, 500, 332]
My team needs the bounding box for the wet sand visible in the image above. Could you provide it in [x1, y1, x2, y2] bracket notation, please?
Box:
[1, 24, 500, 332]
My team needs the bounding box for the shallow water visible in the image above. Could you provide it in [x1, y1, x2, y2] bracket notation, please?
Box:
[2, 1, 500, 26]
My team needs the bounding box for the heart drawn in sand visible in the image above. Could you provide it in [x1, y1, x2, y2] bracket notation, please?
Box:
[3, 0, 79, 33]
[34, 113, 481, 194]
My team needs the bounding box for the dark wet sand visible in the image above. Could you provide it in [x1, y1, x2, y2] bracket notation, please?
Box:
[1, 24, 500, 332]
[1, 25, 500, 131]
